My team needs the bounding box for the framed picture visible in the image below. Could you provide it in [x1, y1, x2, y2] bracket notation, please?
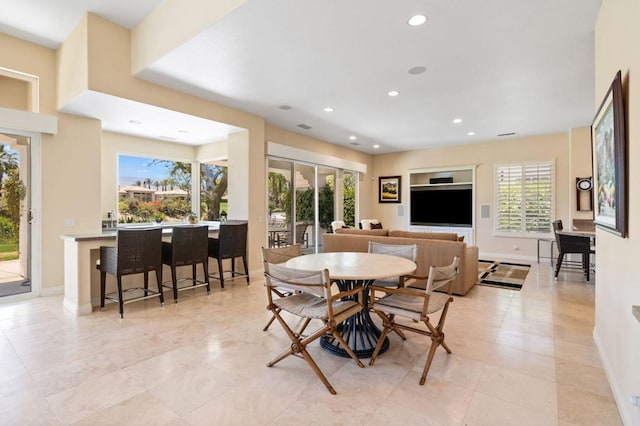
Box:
[591, 70, 627, 237]
[379, 175, 401, 203]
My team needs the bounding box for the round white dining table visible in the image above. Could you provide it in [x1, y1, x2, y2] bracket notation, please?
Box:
[286, 252, 416, 358]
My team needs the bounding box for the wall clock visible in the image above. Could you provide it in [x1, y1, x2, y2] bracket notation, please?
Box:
[577, 177, 593, 191]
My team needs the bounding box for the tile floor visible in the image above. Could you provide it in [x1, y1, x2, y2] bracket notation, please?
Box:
[0, 260, 622, 425]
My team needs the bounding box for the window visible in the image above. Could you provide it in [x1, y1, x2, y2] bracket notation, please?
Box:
[495, 161, 553, 236]
[118, 154, 192, 223]
[200, 161, 228, 220]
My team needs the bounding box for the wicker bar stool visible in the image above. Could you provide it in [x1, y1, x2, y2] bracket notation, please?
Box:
[161, 225, 210, 302]
[98, 227, 164, 318]
[208, 220, 250, 290]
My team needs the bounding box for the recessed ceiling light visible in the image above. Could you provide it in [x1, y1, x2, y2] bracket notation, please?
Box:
[407, 14, 427, 26]
[373, 144, 380, 149]
[349, 135, 357, 140]
[452, 118, 462, 124]
[278, 105, 292, 110]
[408, 66, 426, 75]
[388, 90, 400, 97]
[324, 107, 334, 112]
[178, 129, 189, 134]
[159, 135, 177, 141]
[467, 132, 475, 136]
[129, 120, 141, 125]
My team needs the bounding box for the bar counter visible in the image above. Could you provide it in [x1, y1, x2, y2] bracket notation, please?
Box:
[61, 222, 220, 315]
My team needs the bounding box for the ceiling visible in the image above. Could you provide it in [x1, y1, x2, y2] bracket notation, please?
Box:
[0, 0, 602, 153]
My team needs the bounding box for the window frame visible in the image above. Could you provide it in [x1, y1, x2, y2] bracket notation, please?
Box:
[494, 160, 555, 239]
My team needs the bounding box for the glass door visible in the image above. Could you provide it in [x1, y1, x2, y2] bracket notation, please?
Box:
[294, 163, 315, 253]
[267, 159, 293, 248]
[0, 132, 31, 298]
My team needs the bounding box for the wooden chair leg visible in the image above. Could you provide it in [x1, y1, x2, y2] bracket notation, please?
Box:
[171, 265, 178, 302]
[242, 255, 250, 284]
[217, 258, 225, 290]
[116, 277, 124, 319]
[202, 262, 211, 293]
[420, 337, 440, 385]
[192, 264, 197, 287]
[369, 324, 391, 366]
[100, 271, 106, 309]
[156, 269, 164, 304]
[554, 253, 565, 277]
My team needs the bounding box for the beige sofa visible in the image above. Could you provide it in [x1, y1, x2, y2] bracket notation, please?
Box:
[323, 229, 478, 295]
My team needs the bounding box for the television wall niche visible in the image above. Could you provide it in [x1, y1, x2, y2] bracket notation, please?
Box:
[410, 187, 472, 227]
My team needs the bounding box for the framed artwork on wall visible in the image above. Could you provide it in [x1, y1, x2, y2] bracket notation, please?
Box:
[591, 70, 627, 237]
[379, 176, 401, 203]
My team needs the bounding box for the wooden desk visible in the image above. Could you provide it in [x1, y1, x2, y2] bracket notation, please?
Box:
[286, 252, 416, 358]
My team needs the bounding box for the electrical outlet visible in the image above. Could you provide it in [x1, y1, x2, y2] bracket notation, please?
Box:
[64, 219, 75, 228]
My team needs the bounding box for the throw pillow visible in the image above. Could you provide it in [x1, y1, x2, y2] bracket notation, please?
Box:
[370, 222, 383, 229]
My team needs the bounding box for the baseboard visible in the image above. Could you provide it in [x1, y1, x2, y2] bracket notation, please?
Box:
[40, 285, 64, 297]
[593, 327, 632, 425]
[478, 251, 537, 263]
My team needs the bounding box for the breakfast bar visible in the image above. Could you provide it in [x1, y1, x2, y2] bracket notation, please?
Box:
[61, 223, 219, 315]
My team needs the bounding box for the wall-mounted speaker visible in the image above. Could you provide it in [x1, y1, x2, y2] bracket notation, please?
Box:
[480, 204, 490, 218]
[397, 205, 404, 217]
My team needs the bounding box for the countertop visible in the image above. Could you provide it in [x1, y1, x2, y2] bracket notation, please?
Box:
[61, 222, 220, 241]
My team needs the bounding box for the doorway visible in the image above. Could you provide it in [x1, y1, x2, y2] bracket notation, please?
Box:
[0, 132, 31, 297]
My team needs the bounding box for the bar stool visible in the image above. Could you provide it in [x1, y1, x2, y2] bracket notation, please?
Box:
[161, 225, 210, 302]
[208, 220, 250, 290]
[98, 227, 164, 318]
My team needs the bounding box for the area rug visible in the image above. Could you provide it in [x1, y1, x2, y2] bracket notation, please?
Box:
[477, 260, 530, 290]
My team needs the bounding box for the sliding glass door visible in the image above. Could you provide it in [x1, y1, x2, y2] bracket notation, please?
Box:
[267, 158, 354, 253]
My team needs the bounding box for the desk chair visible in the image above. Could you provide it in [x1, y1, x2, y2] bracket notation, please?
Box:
[553, 220, 595, 281]
[98, 228, 164, 318]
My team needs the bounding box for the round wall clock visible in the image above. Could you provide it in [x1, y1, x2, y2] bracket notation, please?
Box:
[577, 178, 592, 191]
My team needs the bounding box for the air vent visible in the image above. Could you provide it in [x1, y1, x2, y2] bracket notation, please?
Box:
[297, 124, 312, 130]
[350, 142, 361, 146]
[279, 105, 292, 110]
[159, 135, 177, 141]
[498, 132, 516, 137]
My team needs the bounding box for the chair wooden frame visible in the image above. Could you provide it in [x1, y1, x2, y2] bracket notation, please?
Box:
[369, 257, 459, 385]
[263, 261, 365, 394]
[261, 244, 303, 331]
[161, 225, 210, 302]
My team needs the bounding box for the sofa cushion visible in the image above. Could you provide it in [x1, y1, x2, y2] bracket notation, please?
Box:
[335, 228, 389, 236]
[388, 229, 459, 241]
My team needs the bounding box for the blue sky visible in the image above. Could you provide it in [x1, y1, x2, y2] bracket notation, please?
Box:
[118, 155, 177, 186]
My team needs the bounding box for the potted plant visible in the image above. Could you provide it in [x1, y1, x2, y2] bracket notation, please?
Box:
[187, 212, 198, 224]
[154, 213, 166, 224]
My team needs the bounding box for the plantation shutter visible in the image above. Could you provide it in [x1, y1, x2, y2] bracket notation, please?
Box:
[496, 162, 553, 236]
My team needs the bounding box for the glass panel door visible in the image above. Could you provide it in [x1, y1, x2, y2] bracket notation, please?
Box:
[294, 163, 315, 253]
[0, 133, 30, 297]
[317, 166, 336, 252]
[343, 171, 357, 228]
[267, 159, 293, 248]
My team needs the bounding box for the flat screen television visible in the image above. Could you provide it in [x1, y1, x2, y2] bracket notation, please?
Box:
[410, 187, 472, 227]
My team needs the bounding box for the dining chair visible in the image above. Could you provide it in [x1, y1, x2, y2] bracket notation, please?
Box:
[552, 220, 595, 281]
[260, 244, 303, 331]
[369, 256, 460, 385]
[263, 261, 365, 394]
[161, 225, 210, 302]
[367, 241, 417, 287]
[208, 220, 249, 290]
[98, 227, 164, 318]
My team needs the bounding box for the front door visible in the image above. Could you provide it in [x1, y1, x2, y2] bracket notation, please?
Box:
[0, 132, 30, 298]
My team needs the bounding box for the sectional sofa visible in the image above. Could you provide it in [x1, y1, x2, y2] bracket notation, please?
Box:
[322, 228, 479, 295]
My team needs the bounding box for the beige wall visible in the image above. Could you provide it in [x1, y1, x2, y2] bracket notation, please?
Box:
[0, 75, 29, 110]
[594, 1, 640, 424]
[372, 132, 576, 260]
[569, 126, 596, 218]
